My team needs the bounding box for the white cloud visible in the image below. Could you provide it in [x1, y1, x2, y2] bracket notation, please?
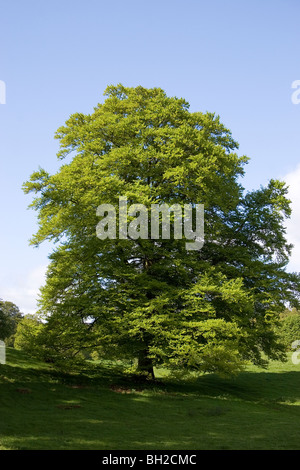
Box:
[283, 164, 300, 273]
[0, 265, 47, 315]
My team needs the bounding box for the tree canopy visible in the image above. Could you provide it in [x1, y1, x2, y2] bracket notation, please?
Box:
[23, 84, 300, 377]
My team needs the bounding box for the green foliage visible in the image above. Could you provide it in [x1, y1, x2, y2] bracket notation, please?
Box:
[23, 84, 300, 376]
[14, 315, 44, 356]
[276, 310, 300, 350]
[14, 314, 90, 371]
[0, 300, 23, 344]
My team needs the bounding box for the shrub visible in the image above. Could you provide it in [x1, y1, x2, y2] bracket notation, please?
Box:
[14, 315, 44, 356]
[276, 312, 300, 350]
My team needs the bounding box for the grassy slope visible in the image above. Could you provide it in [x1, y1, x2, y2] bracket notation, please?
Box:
[1, 348, 300, 450]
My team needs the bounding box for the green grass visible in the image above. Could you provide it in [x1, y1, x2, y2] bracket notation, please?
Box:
[1, 348, 300, 450]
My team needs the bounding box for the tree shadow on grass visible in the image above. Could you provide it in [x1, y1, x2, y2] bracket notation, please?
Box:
[190, 369, 300, 405]
[2, 349, 300, 449]
[2, 375, 300, 450]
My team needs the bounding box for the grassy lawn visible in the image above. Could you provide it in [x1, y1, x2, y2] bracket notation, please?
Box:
[1, 348, 300, 450]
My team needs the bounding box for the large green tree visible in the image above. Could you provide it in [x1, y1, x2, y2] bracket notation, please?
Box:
[23, 84, 300, 377]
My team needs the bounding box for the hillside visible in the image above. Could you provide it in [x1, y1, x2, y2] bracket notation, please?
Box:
[1, 348, 300, 450]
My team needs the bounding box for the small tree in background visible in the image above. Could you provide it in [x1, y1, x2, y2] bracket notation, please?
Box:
[276, 310, 300, 350]
[0, 300, 23, 345]
[14, 315, 44, 356]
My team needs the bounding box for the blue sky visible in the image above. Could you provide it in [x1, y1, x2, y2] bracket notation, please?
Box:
[1, 0, 300, 313]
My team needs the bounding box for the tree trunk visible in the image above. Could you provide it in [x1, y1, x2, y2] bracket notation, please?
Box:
[137, 349, 155, 380]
